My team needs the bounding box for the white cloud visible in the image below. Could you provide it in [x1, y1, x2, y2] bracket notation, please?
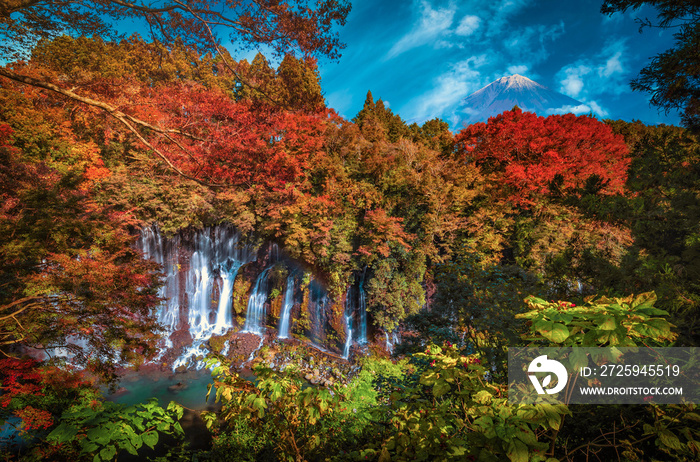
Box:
[496, 0, 532, 14]
[546, 101, 609, 118]
[501, 22, 565, 71]
[508, 64, 529, 75]
[486, 0, 535, 37]
[435, 40, 460, 49]
[556, 38, 629, 103]
[559, 64, 591, 98]
[456, 15, 481, 36]
[599, 40, 626, 79]
[386, 1, 456, 59]
[404, 55, 488, 122]
[586, 100, 608, 116]
[601, 51, 623, 77]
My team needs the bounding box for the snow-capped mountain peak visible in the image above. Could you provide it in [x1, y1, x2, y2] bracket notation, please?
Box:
[498, 74, 542, 90]
[458, 74, 585, 126]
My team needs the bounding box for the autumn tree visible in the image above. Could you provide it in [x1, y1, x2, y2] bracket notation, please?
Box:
[455, 108, 631, 205]
[235, 52, 326, 112]
[0, 0, 350, 182]
[594, 120, 700, 345]
[1, 0, 350, 60]
[7, 35, 331, 190]
[0, 122, 162, 381]
[409, 117, 455, 155]
[277, 54, 325, 112]
[352, 90, 410, 142]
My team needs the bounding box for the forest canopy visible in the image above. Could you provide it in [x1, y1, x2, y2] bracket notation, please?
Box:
[2, 1, 700, 461]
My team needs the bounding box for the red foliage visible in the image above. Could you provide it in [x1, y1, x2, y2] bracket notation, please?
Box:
[0, 358, 91, 407]
[14, 406, 54, 432]
[0, 118, 163, 377]
[0, 358, 93, 434]
[0, 358, 43, 408]
[455, 109, 631, 204]
[141, 85, 329, 188]
[356, 208, 414, 260]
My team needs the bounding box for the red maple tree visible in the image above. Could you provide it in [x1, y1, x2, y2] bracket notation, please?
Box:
[455, 108, 631, 204]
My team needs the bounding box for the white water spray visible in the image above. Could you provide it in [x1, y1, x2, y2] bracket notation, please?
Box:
[278, 274, 295, 339]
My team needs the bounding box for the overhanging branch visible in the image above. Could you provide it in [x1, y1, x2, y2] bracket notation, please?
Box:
[0, 67, 222, 187]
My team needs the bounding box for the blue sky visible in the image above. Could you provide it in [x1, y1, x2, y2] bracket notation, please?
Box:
[292, 0, 682, 130]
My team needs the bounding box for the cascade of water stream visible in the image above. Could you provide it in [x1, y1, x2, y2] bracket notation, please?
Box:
[140, 225, 256, 369]
[357, 276, 368, 344]
[307, 279, 330, 345]
[277, 274, 295, 339]
[139, 226, 379, 367]
[342, 287, 354, 359]
[241, 267, 271, 335]
[138, 226, 181, 351]
[384, 331, 400, 354]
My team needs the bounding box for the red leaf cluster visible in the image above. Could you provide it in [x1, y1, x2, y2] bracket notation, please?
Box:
[455, 108, 631, 204]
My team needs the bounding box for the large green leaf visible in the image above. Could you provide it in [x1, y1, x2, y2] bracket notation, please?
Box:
[99, 445, 117, 461]
[539, 322, 570, 343]
[433, 379, 451, 397]
[142, 431, 158, 449]
[506, 439, 529, 462]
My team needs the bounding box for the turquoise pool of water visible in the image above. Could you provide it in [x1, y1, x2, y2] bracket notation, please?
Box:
[106, 369, 219, 410]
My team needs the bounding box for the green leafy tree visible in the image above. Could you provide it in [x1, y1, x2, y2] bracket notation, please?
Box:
[202, 359, 338, 462]
[46, 399, 184, 462]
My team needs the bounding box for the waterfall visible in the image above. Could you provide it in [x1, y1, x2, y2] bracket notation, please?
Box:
[242, 268, 271, 335]
[342, 287, 354, 359]
[140, 224, 380, 367]
[138, 226, 181, 350]
[139, 225, 256, 369]
[357, 276, 368, 344]
[307, 279, 330, 345]
[270, 243, 280, 262]
[214, 270, 235, 334]
[384, 331, 400, 354]
[277, 274, 295, 339]
[185, 235, 214, 343]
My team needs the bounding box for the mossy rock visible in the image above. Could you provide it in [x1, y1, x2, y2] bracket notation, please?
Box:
[208, 335, 227, 353]
[232, 278, 252, 315]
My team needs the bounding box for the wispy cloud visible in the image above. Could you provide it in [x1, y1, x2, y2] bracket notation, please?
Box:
[559, 64, 591, 98]
[599, 40, 625, 79]
[386, 1, 456, 59]
[485, 0, 535, 37]
[508, 64, 530, 75]
[456, 15, 481, 36]
[502, 22, 565, 69]
[556, 38, 629, 114]
[403, 55, 488, 123]
[546, 101, 609, 118]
